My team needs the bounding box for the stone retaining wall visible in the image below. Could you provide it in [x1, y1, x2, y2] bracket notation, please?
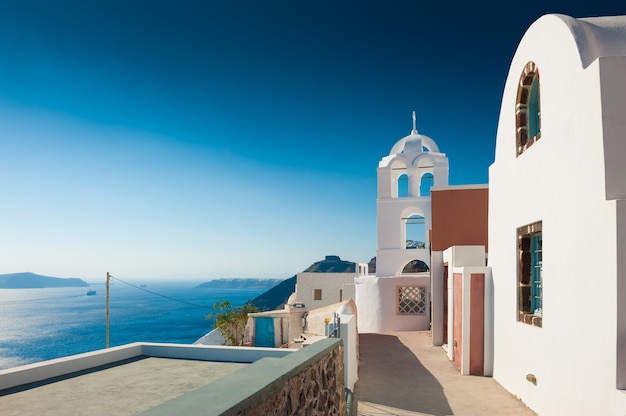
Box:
[241, 341, 345, 415]
[140, 338, 345, 416]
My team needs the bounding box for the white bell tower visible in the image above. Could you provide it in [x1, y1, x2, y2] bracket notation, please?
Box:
[376, 112, 449, 277]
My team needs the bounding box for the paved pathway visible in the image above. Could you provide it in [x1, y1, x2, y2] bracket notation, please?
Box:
[353, 331, 536, 416]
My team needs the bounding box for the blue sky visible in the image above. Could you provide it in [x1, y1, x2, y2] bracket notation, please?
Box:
[0, 1, 623, 281]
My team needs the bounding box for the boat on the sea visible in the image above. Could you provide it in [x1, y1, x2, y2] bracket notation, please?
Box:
[86, 290, 96, 296]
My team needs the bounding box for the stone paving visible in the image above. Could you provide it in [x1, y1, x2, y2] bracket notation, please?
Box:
[354, 331, 536, 416]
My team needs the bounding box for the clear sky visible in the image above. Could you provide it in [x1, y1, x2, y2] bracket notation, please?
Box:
[0, 1, 623, 281]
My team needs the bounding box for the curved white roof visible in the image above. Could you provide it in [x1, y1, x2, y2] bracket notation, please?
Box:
[389, 130, 440, 155]
[549, 14, 626, 68]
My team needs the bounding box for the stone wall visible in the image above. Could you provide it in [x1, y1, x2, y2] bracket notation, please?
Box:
[240, 342, 345, 416]
[140, 338, 346, 416]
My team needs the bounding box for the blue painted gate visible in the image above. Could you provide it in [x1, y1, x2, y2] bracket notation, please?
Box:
[255, 317, 275, 347]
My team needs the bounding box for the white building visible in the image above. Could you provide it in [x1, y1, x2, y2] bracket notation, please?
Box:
[294, 271, 359, 309]
[489, 14, 626, 415]
[283, 256, 366, 311]
[356, 113, 449, 333]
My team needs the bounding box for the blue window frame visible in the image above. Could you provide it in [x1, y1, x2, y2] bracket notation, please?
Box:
[530, 233, 542, 315]
[516, 61, 541, 157]
[528, 77, 541, 140]
[518, 221, 542, 327]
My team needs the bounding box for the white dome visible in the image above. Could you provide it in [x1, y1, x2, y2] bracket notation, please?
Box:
[389, 130, 440, 155]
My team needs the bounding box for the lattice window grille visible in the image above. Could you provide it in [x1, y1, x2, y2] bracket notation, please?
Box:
[398, 286, 426, 314]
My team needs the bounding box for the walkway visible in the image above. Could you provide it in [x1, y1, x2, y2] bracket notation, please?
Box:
[353, 332, 536, 416]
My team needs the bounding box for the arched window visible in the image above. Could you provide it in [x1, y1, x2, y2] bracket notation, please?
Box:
[405, 214, 425, 249]
[397, 173, 409, 198]
[516, 61, 541, 157]
[401, 259, 429, 273]
[420, 173, 434, 197]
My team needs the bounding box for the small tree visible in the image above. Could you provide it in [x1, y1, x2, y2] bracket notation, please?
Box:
[208, 300, 259, 346]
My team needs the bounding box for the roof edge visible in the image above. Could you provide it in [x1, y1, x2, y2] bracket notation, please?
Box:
[550, 13, 626, 68]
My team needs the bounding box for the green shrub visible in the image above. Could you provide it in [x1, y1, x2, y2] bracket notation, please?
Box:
[208, 300, 259, 346]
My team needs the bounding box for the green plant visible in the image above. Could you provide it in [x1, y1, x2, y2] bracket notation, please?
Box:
[208, 300, 259, 346]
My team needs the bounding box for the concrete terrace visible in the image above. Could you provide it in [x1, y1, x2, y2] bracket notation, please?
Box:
[0, 339, 345, 416]
[0, 341, 299, 416]
[354, 331, 536, 416]
[0, 357, 246, 416]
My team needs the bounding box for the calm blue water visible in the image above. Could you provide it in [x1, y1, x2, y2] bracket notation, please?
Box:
[0, 282, 265, 370]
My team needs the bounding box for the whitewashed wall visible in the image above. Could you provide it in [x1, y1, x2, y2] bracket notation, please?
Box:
[376, 198, 431, 277]
[338, 310, 359, 391]
[295, 272, 357, 309]
[489, 14, 626, 415]
[430, 250, 445, 345]
[355, 275, 430, 333]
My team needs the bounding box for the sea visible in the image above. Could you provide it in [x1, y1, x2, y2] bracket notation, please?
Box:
[0, 281, 267, 370]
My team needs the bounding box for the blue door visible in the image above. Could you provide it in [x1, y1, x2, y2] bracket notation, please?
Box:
[255, 317, 275, 347]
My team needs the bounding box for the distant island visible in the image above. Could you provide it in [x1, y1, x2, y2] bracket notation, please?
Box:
[196, 278, 283, 290]
[0, 272, 89, 289]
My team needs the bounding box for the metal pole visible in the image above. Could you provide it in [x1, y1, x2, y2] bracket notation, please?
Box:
[106, 272, 110, 348]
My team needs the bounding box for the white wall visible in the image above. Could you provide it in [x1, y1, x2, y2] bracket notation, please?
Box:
[489, 14, 626, 415]
[443, 246, 486, 268]
[616, 200, 626, 390]
[600, 55, 626, 394]
[283, 299, 359, 390]
[354, 276, 383, 333]
[338, 311, 359, 391]
[376, 248, 430, 277]
[376, 195, 431, 278]
[430, 250, 445, 345]
[376, 198, 431, 253]
[194, 328, 226, 346]
[295, 272, 357, 309]
[355, 275, 430, 333]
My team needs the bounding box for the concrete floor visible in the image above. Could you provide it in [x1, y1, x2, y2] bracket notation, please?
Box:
[0, 357, 246, 416]
[354, 332, 536, 416]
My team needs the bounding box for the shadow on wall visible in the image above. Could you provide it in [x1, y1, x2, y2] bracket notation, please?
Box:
[354, 333, 453, 416]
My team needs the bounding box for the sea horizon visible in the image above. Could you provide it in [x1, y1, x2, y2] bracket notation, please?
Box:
[0, 282, 267, 370]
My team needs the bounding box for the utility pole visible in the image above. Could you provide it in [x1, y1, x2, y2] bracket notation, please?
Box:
[106, 272, 111, 348]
